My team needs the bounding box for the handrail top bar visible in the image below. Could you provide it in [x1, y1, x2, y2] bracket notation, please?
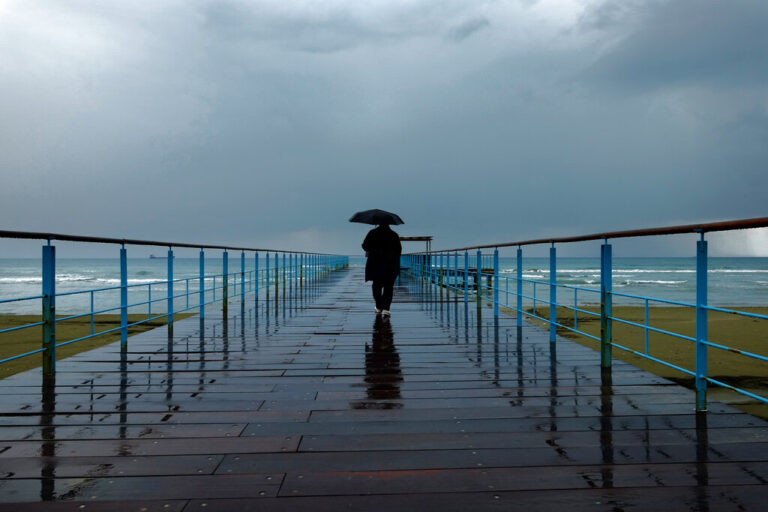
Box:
[0, 229, 333, 255]
[413, 216, 768, 253]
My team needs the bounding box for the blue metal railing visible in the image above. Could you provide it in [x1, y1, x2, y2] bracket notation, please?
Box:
[402, 216, 768, 413]
[0, 230, 348, 376]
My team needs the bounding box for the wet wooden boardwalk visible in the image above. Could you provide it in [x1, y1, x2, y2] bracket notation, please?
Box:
[1, 268, 768, 511]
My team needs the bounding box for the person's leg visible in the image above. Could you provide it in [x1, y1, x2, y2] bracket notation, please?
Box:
[372, 280, 383, 311]
[382, 277, 395, 311]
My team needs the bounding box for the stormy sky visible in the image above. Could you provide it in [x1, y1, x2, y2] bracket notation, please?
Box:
[1, 0, 767, 257]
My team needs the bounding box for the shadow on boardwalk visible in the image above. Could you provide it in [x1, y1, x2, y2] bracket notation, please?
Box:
[1, 268, 768, 511]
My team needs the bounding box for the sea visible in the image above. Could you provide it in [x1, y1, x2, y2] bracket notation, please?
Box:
[1, 257, 767, 315]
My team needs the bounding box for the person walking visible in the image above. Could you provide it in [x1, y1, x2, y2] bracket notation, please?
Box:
[362, 224, 402, 317]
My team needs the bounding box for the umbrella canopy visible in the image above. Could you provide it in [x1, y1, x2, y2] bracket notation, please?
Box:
[349, 209, 404, 226]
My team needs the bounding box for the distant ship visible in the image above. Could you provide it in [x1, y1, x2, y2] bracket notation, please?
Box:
[149, 254, 167, 259]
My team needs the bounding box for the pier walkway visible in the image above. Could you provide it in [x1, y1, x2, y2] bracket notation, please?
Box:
[1, 268, 768, 510]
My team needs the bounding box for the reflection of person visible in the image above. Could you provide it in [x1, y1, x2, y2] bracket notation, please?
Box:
[364, 316, 402, 403]
[362, 224, 402, 316]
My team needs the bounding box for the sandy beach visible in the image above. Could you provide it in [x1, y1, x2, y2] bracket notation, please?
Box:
[524, 305, 768, 418]
[0, 313, 193, 379]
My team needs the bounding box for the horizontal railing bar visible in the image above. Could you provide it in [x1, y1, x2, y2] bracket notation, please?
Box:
[412, 216, 768, 253]
[611, 342, 696, 376]
[0, 321, 45, 334]
[706, 377, 768, 404]
[0, 229, 339, 255]
[0, 347, 46, 364]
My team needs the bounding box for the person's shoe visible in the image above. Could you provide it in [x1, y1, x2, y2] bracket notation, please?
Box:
[375, 307, 382, 314]
[381, 310, 390, 317]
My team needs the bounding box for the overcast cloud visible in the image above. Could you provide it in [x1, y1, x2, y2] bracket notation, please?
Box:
[1, 0, 766, 256]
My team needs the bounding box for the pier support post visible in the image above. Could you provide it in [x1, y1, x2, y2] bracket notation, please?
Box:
[517, 248, 523, 328]
[167, 248, 174, 335]
[120, 246, 128, 350]
[493, 249, 499, 319]
[600, 242, 613, 368]
[549, 244, 556, 343]
[42, 243, 56, 376]
[222, 251, 229, 318]
[454, 252, 458, 294]
[199, 250, 205, 319]
[476, 250, 482, 302]
[240, 251, 246, 315]
[274, 253, 279, 304]
[696, 235, 708, 411]
[464, 251, 469, 304]
[255, 252, 259, 303]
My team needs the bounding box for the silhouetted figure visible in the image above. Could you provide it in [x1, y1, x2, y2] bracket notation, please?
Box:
[362, 224, 402, 316]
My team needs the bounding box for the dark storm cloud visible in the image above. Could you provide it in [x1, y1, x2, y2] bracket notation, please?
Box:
[446, 18, 490, 42]
[584, 0, 768, 90]
[0, 0, 766, 257]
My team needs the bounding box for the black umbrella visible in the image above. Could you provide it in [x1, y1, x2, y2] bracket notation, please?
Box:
[349, 209, 404, 226]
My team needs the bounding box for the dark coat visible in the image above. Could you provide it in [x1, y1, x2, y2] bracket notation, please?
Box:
[362, 225, 402, 282]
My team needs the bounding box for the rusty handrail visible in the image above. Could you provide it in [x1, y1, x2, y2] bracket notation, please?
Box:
[0, 229, 328, 255]
[419, 216, 768, 253]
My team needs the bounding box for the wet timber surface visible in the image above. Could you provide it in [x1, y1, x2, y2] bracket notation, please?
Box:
[1, 268, 768, 511]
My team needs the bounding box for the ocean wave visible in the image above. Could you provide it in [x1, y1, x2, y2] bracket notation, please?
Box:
[503, 268, 768, 274]
[620, 279, 687, 285]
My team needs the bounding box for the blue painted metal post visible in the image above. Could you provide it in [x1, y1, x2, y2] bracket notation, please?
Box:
[167, 248, 174, 333]
[199, 250, 205, 319]
[274, 253, 279, 302]
[516, 247, 522, 328]
[120, 246, 128, 349]
[282, 253, 286, 299]
[464, 251, 469, 304]
[300, 254, 304, 289]
[42, 243, 56, 376]
[600, 242, 613, 368]
[696, 234, 708, 411]
[493, 249, 499, 319]
[222, 251, 229, 315]
[476, 250, 482, 301]
[454, 252, 458, 293]
[549, 244, 556, 343]
[440, 252, 445, 289]
[240, 251, 245, 308]
[265, 251, 270, 298]
[255, 253, 259, 302]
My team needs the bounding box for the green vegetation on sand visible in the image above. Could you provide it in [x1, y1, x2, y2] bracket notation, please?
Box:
[524, 305, 768, 419]
[0, 313, 194, 379]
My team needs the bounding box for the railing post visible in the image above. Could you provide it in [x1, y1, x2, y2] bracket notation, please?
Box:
[493, 248, 499, 319]
[274, 253, 279, 302]
[42, 243, 56, 376]
[265, 251, 270, 298]
[696, 234, 708, 411]
[282, 253, 286, 299]
[255, 252, 259, 302]
[600, 241, 613, 368]
[120, 245, 128, 350]
[516, 247, 522, 328]
[199, 249, 205, 319]
[476, 250, 482, 301]
[300, 254, 304, 289]
[222, 250, 229, 316]
[464, 251, 469, 304]
[167, 247, 174, 334]
[240, 251, 246, 309]
[549, 244, 556, 343]
[453, 252, 458, 293]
